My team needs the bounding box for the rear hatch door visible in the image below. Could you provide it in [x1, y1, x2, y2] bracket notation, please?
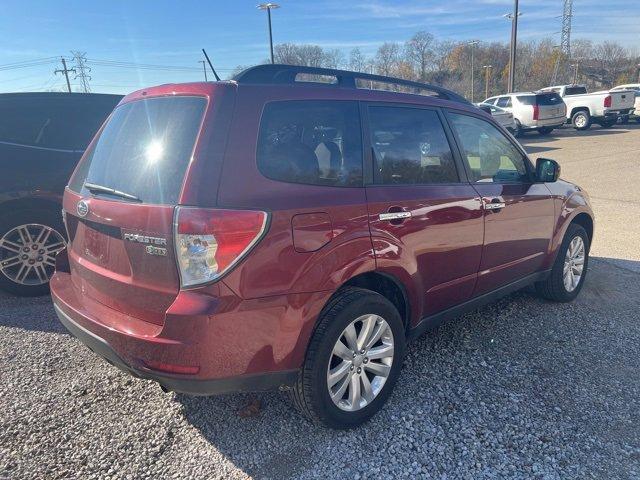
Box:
[536, 93, 565, 119]
[64, 95, 208, 325]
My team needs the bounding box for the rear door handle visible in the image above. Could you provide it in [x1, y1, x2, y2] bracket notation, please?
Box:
[379, 211, 412, 221]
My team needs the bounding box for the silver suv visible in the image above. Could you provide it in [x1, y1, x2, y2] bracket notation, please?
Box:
[482, 92, 566, 136]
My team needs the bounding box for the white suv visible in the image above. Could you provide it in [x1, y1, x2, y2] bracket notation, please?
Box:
[482, 92, 566, 136]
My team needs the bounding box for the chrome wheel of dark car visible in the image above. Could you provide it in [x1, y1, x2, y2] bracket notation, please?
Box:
[0, 224, 65, 286]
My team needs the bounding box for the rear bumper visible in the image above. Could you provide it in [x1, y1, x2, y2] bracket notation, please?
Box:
[53, 303, 297, 395]
[522, 116, 565, 129]
[50, 268, 330, 395]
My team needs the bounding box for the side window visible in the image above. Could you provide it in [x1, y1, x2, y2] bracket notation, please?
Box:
[496, 96, 511, 108]
[0, 97, 114, 151]
[484, 97, 497, 105]
[257, 101, 363, 187]
[448, 112, 530, 184]
[0, 99, 52, 147]
[368, 106, 459, 185]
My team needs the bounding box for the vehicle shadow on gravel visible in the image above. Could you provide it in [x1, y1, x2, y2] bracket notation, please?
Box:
[520, 124, 634, 145]
[0, 290, 68, 334]
[174, 257, 640, 480]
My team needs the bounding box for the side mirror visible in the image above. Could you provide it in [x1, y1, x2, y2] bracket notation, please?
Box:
[536, 158, 561, 182]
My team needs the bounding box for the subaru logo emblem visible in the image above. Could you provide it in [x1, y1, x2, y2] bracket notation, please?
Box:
[77, 200, 89, 217]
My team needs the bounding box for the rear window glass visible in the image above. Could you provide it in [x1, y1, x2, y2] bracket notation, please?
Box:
[69, 96, 206, 205]
[536, 93, 563, 105]
[257, 101, 363, 187]
[565, 86, 587, 95]
[516, 95, 535, 105]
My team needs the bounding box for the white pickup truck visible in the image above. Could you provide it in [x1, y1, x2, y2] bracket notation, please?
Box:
[538, 84, 635, 130]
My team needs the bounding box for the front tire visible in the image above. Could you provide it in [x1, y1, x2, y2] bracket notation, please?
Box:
[572, 110, 591, 130]
[0, 209, 66, 296]
[535, 223, 589, 302]
[289, 287, 406, 429]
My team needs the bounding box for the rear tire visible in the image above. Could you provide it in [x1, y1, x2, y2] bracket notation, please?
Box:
[535, 223, 589, 302]
[537, 127, 554, 135]
[289, 287, 406, 429]
[512, 119, 523, 138]
[572, 110, 591, 130]
[0, 208, 66, 297]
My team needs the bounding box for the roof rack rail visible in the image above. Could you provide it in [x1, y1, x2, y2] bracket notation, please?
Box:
[233, 64, 471, 105]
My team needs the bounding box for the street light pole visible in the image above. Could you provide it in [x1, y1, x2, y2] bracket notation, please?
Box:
[258, 3, 280, 64]
[199, 60, 208, 81]
[505, 0, 520, 93]
[483, 65, 493, 100]
[468, 40, 479, 102]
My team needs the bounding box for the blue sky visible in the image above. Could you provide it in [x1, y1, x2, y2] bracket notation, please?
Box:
[1, 0, 638, 94]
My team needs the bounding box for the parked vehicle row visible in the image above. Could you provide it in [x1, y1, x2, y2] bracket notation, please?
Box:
[610, 84, 640, 123]
[538, 84, 635, 130]
[48, 65, 594, 428]
[482, 83, 637, 135]
[0, 93, 122, 296]
[482, 91, 566, 136]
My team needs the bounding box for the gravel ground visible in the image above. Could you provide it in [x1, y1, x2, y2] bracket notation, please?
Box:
[1, 123, 640, 479]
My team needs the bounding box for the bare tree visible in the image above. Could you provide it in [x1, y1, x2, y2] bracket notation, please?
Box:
[348, 48, 368, 73]
[405, 31, 436, 80]
[375, 42, 402, 76]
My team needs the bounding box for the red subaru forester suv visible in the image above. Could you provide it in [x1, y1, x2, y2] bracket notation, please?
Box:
[51, 65, 594, 429]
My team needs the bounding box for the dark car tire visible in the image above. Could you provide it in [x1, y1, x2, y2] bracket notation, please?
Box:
[537, 127, 554, 135]
[535, 223, 589, 302]
[288, 287, 406, 429]
[571, 110, 591, 130]
[512, 119, 523, 137]
[0, 208, 66, 297]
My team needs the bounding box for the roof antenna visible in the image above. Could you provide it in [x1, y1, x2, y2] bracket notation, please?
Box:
[201, 49, 221, 81]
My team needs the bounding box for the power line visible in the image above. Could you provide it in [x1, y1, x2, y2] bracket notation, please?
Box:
[0, 57, 59, 72]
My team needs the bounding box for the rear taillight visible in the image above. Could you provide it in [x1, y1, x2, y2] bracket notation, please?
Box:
[175, 207, 268, 288]
[533, 104, 540, 120]
[604, 95, 612, 108]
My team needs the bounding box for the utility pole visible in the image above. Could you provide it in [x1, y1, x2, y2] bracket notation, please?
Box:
[54, 57, 75, 93]
[468, 40, 479, 102]
[505, 0, 520, 93]
[483, 65, 493, 100]
[199, 60, 208, 81]
[258, 3, 280, 64]
[571, 61, 579, 84]
[71, 51, 91, 93]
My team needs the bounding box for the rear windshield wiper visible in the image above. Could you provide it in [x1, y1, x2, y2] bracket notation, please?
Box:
[84, 182, 142, 203]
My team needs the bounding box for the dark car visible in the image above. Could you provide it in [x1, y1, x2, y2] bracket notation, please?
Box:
[51, 65, 593, 428]
[0, 92, 122, 296]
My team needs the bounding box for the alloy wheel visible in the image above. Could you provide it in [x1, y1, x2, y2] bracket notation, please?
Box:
[0, 224, 66, 286]
[326, 314, 394, 412]
[563, 236, 585, 292]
